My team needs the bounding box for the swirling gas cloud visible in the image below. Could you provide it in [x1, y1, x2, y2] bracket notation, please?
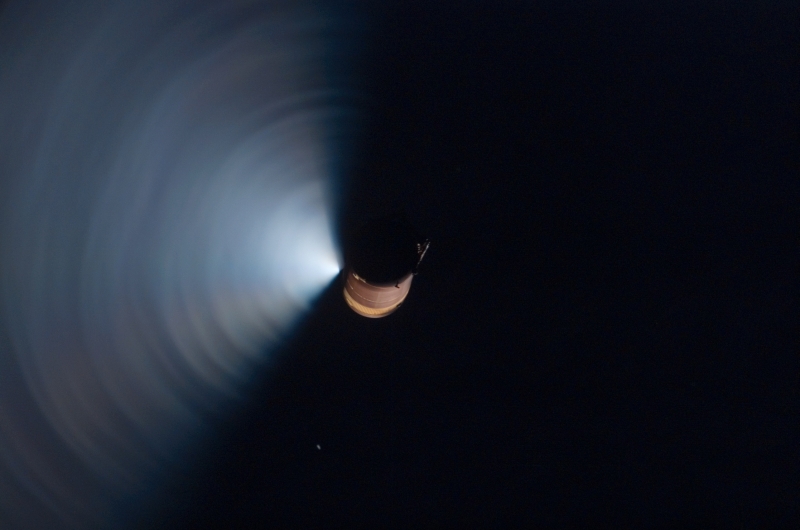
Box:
[0, 1, 357, 527]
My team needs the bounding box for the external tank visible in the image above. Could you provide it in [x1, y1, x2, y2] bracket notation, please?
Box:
[343, 216, 429, 318]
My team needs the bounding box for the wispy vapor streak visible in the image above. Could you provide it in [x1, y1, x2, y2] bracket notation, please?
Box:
[0, 1, 358, 527]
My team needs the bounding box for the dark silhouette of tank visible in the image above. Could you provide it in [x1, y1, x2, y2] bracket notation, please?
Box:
[343, 216, 429, 318]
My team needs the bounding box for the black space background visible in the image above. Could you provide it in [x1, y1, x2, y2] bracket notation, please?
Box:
[158, 3, 798, 527]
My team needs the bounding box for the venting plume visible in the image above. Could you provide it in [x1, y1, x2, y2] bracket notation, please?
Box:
[0, 1, 357, 527]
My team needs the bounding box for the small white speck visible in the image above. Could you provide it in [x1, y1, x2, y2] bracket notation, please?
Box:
[316, 444, 321, 450]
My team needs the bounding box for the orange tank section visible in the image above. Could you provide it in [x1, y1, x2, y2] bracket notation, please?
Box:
[343, 268, 413, 318]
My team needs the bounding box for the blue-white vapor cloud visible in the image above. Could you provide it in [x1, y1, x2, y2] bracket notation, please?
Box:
[0, 1, 357, 527]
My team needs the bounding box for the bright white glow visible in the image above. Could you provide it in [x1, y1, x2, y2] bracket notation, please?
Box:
[264, 181, 343, 305]
[0, 1, 357, 528]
